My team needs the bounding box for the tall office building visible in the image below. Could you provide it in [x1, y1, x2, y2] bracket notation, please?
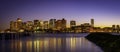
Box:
[112, 25, 115, 29]
[81, 23, 91, 32]
[10, 21, 16, 30]
[49, 19, 56, 29]
[91, 19, 94, 27]
[16, 18, 23, 30]
[43, 21, 49, 29]
[26, 21, 33, 26]
[26, 21, 33, 30]
[116, 25, 119, 33]
[55, 18, 66, 30]
[10, 18, 23, 31]
[34, 20, 39, 26]
[112, 25, 116, 32]
[39, 20, 43, 29]
[55, 20, 62, 30]
[116, 25, 119, 29]
[14, 22, 18, 30]
[22, 22, 27, 29]
[61, 18, 67, 29]
[70, 20, 76, 28]
[34, 20, 40, 29]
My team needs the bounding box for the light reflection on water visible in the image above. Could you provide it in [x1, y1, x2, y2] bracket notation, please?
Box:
[0, 34, 103, 52]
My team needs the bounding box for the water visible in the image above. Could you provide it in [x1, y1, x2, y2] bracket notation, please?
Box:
[0, 33, 103, 52]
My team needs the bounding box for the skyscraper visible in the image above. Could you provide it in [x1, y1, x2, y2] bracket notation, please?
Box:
[61, 18, 67, 29]
[49, 19, 56, 29]
[55, 20, 62, 30]
[26, 21, 33, 31]
[22, 22, 27, 30]
[10, 21, 16, 30]
[116, 25, 119, 33]
[39, 20, 43, 29]
[55, 18, 66, 30]
[16, 18, 23, 29]
[10, 18, 23, 31]
[34, 20, 40, 30]
[43, 21, 49, 29]
[112, 25, 116, 33]
[91, 19, 94, 27]
[34, 20, 39, 26]
[14, 22, 18, 30]
[116, 25, 119, 29]
[70, 20, 76, 28]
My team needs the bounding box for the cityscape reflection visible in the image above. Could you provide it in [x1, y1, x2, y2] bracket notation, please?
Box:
[0, 35, 103, 52]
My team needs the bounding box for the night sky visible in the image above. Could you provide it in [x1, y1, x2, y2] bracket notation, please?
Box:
[0, 0, 120, 30]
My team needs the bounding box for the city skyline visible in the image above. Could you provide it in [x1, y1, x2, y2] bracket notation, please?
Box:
[1, 0, 120, 30]
[6, 18, 119, 33]
[0, 16, 119, 30]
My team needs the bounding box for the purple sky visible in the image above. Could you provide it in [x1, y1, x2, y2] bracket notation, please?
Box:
[0, 0, 120, 30]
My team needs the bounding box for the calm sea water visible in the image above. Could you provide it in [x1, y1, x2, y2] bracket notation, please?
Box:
[0, 33, 103, 52]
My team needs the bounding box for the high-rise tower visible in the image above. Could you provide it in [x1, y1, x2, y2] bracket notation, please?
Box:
[91, 19, 94, 27]
[49, 19, 56, 29]
[70, 20, 76, 28]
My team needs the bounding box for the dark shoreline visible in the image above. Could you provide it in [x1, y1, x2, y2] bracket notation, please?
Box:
[86, 32, 120, 52]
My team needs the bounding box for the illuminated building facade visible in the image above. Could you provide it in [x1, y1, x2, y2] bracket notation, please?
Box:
[82, 23, 91, 32]
[10, 18, 23, 31]
[61, 18, 67, 30]
[116, 25, 120, 33]
[22, 22, 26, 29]
[49, 19, 56, 29]
[55, 18, 66, 30]
[112, 25, 116, 33]
[75, 23, 91, 33]
[10, 21, 16, 30]
[43, 21, 49, 29]
[91, 19, 94, 27]
[34, 20, 40, 30]
[16, 18, 23, 30]
[39, 20, 43, 29]
[55, 20, 62, 30]
[25, 21, 33, 31]
[103, 27, 112, 32]
[70, 20, 76, 28]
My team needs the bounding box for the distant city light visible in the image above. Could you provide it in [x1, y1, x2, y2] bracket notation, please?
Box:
[6, 18, 120, 33]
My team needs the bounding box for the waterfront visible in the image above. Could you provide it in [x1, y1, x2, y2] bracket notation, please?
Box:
[0, 33, 103, 52]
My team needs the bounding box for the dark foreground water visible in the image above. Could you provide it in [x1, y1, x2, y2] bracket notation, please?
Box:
[0, 33, 103, 52]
